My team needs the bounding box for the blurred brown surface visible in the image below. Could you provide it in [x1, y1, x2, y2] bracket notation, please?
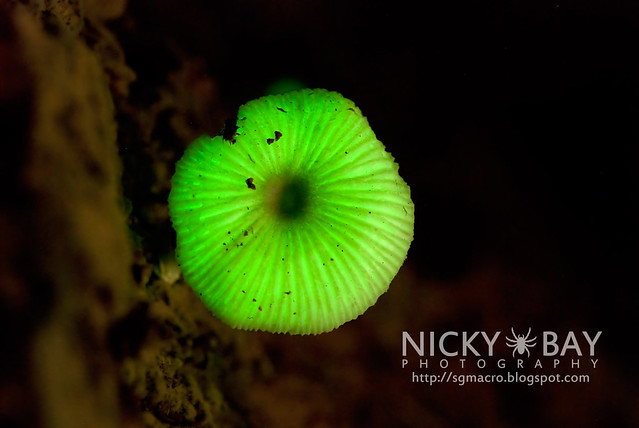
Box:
[1, 0, 638, 427]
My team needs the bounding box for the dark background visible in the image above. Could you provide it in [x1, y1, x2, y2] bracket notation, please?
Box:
[111, 0, 638, 425]
[118, 0, 638, 303]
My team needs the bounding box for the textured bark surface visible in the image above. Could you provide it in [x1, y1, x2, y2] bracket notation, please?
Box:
[1, 1, 132, 426]
[0, 1, 246, 426]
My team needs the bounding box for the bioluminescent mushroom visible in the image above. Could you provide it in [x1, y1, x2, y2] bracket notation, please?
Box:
[168, 89, 414, 334]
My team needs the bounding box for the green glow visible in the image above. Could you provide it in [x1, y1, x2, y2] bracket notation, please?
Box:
[264, 78, 307, 95]
[168, 89, 414, 334]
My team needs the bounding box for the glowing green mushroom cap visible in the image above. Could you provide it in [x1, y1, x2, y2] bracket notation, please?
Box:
[169, 89, 414, 334]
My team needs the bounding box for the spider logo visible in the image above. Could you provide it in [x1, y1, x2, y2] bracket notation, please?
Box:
[506, 327, 537, 357]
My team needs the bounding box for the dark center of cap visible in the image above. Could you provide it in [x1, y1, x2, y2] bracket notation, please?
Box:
[277, 177, 309, 220]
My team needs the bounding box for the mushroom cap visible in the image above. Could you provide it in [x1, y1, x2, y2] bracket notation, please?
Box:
[169, 89, 414, 334]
